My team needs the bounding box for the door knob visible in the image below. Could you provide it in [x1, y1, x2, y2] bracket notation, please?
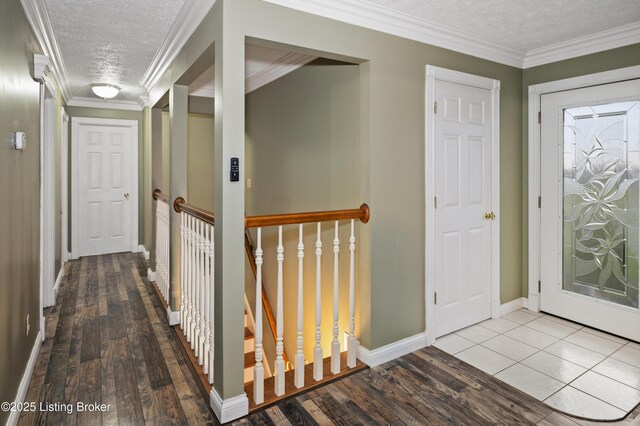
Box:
[485, 211, 495, 220]
[124, 193, 130, 200]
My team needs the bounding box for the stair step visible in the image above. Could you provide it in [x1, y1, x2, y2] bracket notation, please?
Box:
[245, 351, 255, 368]
[245, 352, 367, 413]
[244, 327, 254, 340]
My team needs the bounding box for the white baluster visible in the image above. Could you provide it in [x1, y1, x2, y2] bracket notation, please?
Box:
[331, 221, 340, 374]
[295, 224, 305, 388]
[198, 220, 206, 363]
[313, 222, 323, 381]
[185, 214, 192, 342]
[189, 215, 196, 348]
[208, 224, 215, 384]
[203, 222, 210, 374]
[195, 220, 202, 359]
[180, 212, 186, 328]
[253, 228, 264, 404]
[347, 219, 358, 368]
[275, 226, 285, 396]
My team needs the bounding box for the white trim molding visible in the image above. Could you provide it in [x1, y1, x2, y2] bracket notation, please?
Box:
[147, 269, 157, 282]
[140, 0, 216, 92]
[52, 266, 64, 302]
[138, 245, 150, 260]
[500, 297, 529, 316]
[210, 389, 249, 423]
[524, 22, 640, 68]
[167, 307, 180, 326]
[424, 65, 501, 345]
[527, 65, 640, 313]
[246, 52, 316, 93]
[357, 332, 428, 368]
[7, 329, 43, 426]
[20, 0, 71, 101]
[67, 97, 145, 111]
[60, 109, 69, 263]
[261, 0, 523, 67]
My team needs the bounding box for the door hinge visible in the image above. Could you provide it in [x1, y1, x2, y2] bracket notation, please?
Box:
[538, 196, 541, 208]
[434, 292, 437, 305]
[434, 101, 438, 114]
[434, 196, 438, 209]
[538, 281, 541, 293]
[538, 111, 541, 124]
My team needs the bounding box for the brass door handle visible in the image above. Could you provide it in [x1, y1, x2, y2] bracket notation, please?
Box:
[485, 211, 495, 220]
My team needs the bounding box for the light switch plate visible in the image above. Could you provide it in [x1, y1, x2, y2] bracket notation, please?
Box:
[14, 132, 26, 150]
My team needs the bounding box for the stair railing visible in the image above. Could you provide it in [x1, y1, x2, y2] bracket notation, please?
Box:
[245, 204, 370, 404]
[152, 189, 171, 305]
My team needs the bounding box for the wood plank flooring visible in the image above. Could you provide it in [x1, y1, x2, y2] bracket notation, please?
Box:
[19, 253, 216, 426]
[18, 252, 640, 425]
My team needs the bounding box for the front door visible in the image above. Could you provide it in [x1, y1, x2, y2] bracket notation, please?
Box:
[73, 118, 137, 257]
[434, 80, 494, 337]
[540, 79, 640, 341]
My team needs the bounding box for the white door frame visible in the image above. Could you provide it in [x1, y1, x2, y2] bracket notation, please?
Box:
[41, 82, 56, 309]
[425, 65, 501, 345]
[527, 65, 640, 312]
[71, 117, 139, 259]
[61, 109, 69, 262]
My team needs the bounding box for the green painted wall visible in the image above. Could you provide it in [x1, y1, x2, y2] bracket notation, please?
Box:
[187, 114, 215, 211]
[245, 58, 360, 367]
[521, 43, 640, 298]
[0, 0, 43, 422]
[65, 107, 148, 248]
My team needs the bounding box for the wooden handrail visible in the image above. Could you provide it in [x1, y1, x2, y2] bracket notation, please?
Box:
[245, 204, 370, 228]
[152, 188, 170, 203]
[173, 197, 215, 226]
[244, 231, 291, 369]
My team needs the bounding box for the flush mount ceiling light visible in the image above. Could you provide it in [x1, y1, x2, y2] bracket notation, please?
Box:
[91, 83, 120, 99]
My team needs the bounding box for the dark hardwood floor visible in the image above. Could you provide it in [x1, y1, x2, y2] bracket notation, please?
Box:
[19, 252, 640, 425]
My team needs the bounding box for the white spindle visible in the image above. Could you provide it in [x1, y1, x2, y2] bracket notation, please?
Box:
[208, 223, 215, 384]
[198, 219, 206, 363]
[347, 219, 358, 368]
[189, 215, 196, 349]
[253, 228, 264, 404]
[275, 226, 285, 396]
[295, 224, 305, 388]
[203, 222, 210, 374]
[313, 222, 323, 381]
[331, 221, 340, 374]
[194, 219, 201, 357]
[180, 212, 186, 329]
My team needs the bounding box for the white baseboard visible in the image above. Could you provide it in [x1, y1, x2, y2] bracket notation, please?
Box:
[7, 329, 43, 426]
[210, 388, 248, 423]
[147, 268, 157, 282]
[357, 332, 428, 368]
[137, 245, 150, 260]
[52, 266, 64, 301]
[500, 297, 529, 316]
[167, 307, 180, 326]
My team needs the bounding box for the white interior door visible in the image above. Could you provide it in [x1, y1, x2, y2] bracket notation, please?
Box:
[540, 79, 640, 341]
[434, 80, 494, 337]
[73, 118, 138, 257]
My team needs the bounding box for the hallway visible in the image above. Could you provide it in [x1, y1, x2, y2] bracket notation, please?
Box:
[18, 254, 216, 425]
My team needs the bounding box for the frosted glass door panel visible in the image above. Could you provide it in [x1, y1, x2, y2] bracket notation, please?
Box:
[563, 101, 639, 308]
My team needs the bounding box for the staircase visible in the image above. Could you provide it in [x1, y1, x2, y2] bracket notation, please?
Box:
[244, 311, 256, 383]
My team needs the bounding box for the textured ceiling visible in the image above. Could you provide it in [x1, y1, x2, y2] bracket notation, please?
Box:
[45, 0, 187, 102]
[365, 0, 640, 53]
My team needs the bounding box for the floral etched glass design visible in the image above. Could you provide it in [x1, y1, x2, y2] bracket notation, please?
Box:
[563, 101, 639, 308]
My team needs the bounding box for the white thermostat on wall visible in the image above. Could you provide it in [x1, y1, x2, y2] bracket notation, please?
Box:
[13, 132, 26, 150]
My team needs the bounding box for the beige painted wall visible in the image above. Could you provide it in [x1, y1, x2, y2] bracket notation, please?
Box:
[65, 107, 148, 249]
[187, 114, 215, 211]
[0, 0, 43, 421]
[521, 43, 640, 298]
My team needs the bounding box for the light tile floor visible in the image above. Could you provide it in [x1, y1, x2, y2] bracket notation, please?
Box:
[434, 309, 640, 421]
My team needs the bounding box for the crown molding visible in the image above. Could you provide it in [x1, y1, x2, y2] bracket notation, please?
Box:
[261, 0, 525, 68]
[32, 54, 50, 82]
[246, 51, 316, 92]
[67, 97, 144, 111]
[140, 0, 216, 92]
[190, 87, 215, 98]
[20, 0, 72, 102]
[524, 22, 640, 69]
